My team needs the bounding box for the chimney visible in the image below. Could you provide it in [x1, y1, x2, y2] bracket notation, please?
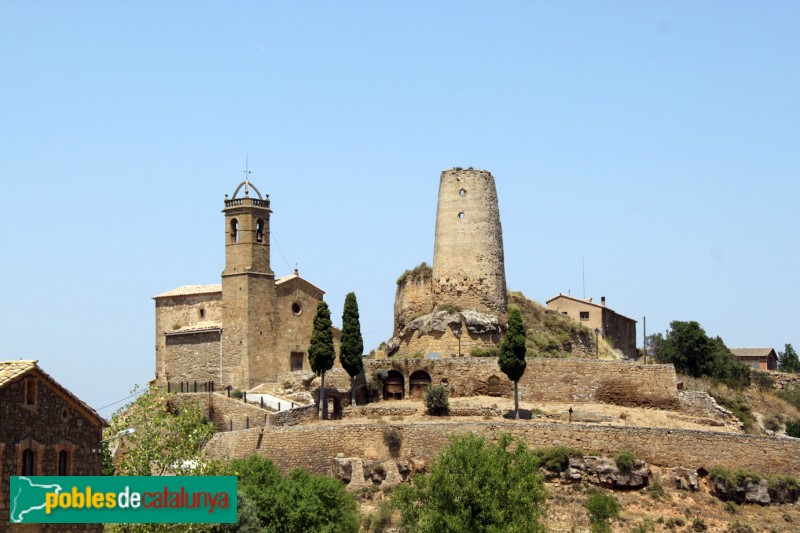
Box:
[601, 296, 606, 307]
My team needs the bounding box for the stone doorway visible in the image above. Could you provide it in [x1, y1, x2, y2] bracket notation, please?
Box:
[488, 375, 502, 396]
[290, 352, 304, 372]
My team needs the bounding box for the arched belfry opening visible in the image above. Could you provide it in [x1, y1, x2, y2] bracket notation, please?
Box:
[230, 219, 239, 243]
[256, 219, 265, 243]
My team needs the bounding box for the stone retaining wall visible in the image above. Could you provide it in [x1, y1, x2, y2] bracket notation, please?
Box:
[204, 420, 800, 477]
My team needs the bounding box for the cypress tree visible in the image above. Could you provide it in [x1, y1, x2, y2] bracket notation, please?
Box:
[339, 292, 364, 406]
[499, 307, 527, 420]
[308, 301, 335, 419]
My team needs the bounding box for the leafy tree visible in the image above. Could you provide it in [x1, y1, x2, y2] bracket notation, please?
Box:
[229, 455, 359, 533]
[339, 292, 364, 406]
[779, 344, 800, 373]
[107, 386, 215, 477]
[391, 433, 547, 533]
[654, 321, 750, 389]
[499, 307, 527, 419]
[308, 301, 336, 419]
[423, 384, 449, 415]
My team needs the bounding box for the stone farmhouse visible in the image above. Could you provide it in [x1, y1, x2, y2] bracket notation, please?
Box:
[546, 294, 638, 358]
[0, 360, 106, 530]
[154, 178, 334, 391]
[730, 347, 779, 370]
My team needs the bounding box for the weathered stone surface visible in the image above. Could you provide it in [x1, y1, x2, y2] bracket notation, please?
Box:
[205, 420, 800, 479]
[566, 456, 650, 489]
[461, 309, 502, 334]
[386, 337, 400, 356]
[711, 478, 771, 505]
[679, 391, 742, 429]
[405, 311, 462, 336]
[672, 467, 699, 491]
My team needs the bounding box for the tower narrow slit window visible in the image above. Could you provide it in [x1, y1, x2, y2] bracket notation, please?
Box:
[22, 449, 35, 475]
[58, 450, 69, 476]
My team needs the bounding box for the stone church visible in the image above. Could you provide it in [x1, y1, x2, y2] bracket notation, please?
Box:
[153, 178, 327, 390]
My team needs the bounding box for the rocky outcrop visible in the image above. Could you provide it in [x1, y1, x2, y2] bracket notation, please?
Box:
[461, 309, 502, 334]
[672, 467, 699, 491]
[566, 456, 650, 489]
[711, 477, 771, 505]
[405, 311, 462, 336]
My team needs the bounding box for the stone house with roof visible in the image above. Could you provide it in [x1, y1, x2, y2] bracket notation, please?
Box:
[545, 294, 637, 358]
[0, 360, 107, 530]
[154, 178, 336, 391]
[730, 348, 778, 371]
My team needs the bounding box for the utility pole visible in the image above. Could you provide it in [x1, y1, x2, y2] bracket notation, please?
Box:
[643, 316, 647, 365]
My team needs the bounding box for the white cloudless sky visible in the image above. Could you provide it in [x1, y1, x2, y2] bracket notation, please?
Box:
[1, 2, 798, 413]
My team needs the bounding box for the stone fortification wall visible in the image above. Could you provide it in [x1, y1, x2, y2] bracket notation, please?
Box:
[431, 168, 507, 317]
[391, 310, 501, 358]
[203, 420, 800, 477]
[362, 358, 678, 408]
[394, 274, 433, 333]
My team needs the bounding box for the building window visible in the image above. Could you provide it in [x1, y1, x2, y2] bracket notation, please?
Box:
[579, 311, 589, 320]
[199, 308, 206, 319]
[291, 302, 302, 316]
[22, 449, 35, 475]
[459, 188, 467, 196]
[58, 450, 70, 476]
[256, 219, 265, 243]
[25, 379, 36, 406]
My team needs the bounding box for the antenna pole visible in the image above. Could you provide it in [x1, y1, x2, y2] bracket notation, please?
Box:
[582, 258, 585, 299]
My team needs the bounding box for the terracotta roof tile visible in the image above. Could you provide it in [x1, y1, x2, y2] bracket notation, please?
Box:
[730, 348, 775, 358]
[153, 285, 222, 299]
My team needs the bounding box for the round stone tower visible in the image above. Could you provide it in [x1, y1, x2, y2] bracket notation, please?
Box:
[431, 168, 507, 316]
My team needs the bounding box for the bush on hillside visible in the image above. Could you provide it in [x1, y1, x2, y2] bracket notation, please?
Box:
[423, 384, 449, 415]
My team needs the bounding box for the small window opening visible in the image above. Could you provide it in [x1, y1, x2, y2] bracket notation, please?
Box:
[25, 379, 36, 405]
[291, 302, 302, 315]
[61, 408, 69, 421]
[458, 212, 465, 219]
[579, 311, 590, 320]
[230, 219, 239, 243]
[256, 219, 265, 243]
[22, 449, 35, 475]
[459, 188, 467, 196]
[199, 308, 206, 319]
[58, 450, 69, 476]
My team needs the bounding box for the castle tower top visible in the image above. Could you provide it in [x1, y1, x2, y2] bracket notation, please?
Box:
[431, 167, 507, 316]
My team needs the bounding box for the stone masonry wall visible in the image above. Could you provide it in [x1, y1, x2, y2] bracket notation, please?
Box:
[204, 420, 800, 477]
[163, 331, 222, 384]
[0, 373, 104, 530]
[362, 358, 678, 407]
[431, 168, 507, 317]
[393, 274, 433, 333]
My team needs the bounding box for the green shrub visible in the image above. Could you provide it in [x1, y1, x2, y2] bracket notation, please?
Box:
[776, 386, 800, 410]
[725, 500, 738, 514]
[231, 389, 244, 399]
[645, 479, 666, 500]
[728, 522, 755, 533]
[470, 347, 500, 357]
[383, 427, 403, 454]
[752, 370, 775, 391]
[764, 413, 783, 432]
[585, 490, 620, 531]
[423, 384, 449, 415]
[391, 433, 547, 532]
[785, 418, 800, 438]
[614, 450, 636, 472]
[692, 517, 708, 531]
[710, 466, 763, 491]
[534, 446, 584, 472]
[768, 474, 800, 493]
[665, 517, 685, 530]
[396, 262, 432, 286]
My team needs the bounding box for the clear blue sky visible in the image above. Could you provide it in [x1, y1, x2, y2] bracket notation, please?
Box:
[2, 2, 798, 414]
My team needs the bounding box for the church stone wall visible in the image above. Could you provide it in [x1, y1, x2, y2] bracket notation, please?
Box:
[274, 280, 325, 375]
[154, 292, 222, 385]
[163, 331, 222, 384]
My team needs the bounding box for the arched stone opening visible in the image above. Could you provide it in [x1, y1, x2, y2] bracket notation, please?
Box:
[409, 370, 432, 399]
[384, 370, 405, 401]
[487, 375, 502, 397]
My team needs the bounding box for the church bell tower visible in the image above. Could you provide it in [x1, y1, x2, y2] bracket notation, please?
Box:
[221, 177, 277, 388]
